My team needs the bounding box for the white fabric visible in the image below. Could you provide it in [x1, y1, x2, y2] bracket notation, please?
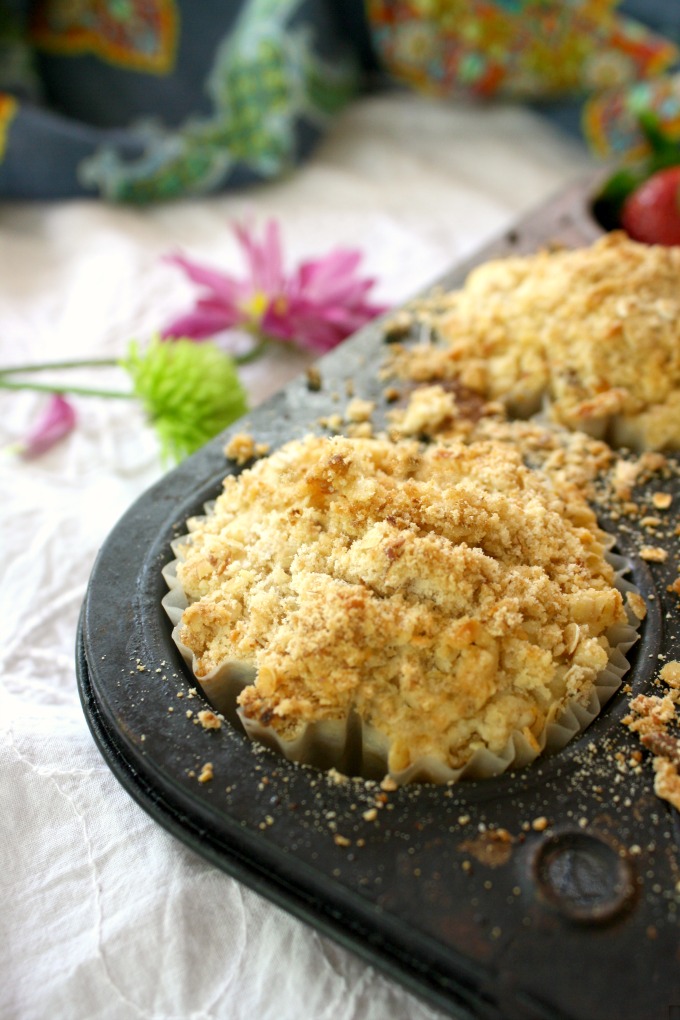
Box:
[0, 93, 596, 1020]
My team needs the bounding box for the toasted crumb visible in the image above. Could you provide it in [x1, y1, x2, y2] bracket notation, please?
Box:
[624, 694, 676, 734]
[651, 492, 672, 510]
[626, 591, 648, 621]
[653, 757, 680, 812]
[198, 762, 214, 783]
[660, 661, 680, 689]
[306, 366, 322, 392]
[383, 310, 415, 342]
[390, 385, 459, 437]
[327, 767, 348, 785]
[642, 730, 680, 766]
[640, 546, 668, 563]
[333, 833, 351, 847]
[224, 433, 270, 466]
[345, 398, 375, 423]
[318, 413, 343, 431]
[197, 710, 222, 730]
[531, 816, 549, 832]
[346, 421, 374, 438]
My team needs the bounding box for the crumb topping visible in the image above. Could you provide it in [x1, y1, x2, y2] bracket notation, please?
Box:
[224, 432, 270, 465]
[386, 233, 680, 450]
[623, 660, 680, 812]
[176, 434, 626, 775]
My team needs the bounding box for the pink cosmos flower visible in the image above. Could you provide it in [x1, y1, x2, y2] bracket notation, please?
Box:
[162, 220, 388, 354]
[19, 393, 77, 458]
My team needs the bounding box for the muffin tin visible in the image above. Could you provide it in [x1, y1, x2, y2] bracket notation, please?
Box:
[77, 175, 680, 1020]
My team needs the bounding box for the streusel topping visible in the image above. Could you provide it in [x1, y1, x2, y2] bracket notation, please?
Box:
[387, 232, 680, 450]
[176, 434, 626, 774]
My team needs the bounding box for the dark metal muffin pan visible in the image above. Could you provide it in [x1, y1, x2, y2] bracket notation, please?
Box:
[77, 175, 680, 1020]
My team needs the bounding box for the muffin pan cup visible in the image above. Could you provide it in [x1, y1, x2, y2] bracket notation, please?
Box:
[77, 173, 680, 1020]
[163, 534, 641, 784]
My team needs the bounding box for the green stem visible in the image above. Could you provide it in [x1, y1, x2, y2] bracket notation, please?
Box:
[0, 340, 265, 400]
[0, 378, 134, 399]
[0, 357, 120, 376]
[234, 339, 268, 366]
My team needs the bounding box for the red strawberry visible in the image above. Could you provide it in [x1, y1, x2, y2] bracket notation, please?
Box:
[621, 166, 680, 246]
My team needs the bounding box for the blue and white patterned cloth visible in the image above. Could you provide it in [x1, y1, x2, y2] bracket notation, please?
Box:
[0, 0, 677, 202]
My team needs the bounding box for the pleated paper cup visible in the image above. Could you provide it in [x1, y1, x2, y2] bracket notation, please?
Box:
[163, 537, 641, 785]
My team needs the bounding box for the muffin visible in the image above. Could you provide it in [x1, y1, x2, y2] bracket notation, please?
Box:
[387, 232, 680, 450]
[164, 433, 637, 783]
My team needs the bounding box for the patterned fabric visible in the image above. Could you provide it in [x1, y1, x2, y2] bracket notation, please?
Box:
[30, 0, 179, 74]
[77, 0, 359, 202]
[584, 74, 680, 158]
[0, 93, 17, 160]
[0, 0, 361, 200]
[0, 0, 678, 201]
[367, 0, 677, 100]
[366, 0, 680, 159]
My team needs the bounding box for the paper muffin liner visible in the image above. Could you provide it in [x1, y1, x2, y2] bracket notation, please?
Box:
[162, 531, 641, 785]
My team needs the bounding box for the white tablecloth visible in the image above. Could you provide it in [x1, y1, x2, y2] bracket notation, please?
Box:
[0, 92, 596, 1020]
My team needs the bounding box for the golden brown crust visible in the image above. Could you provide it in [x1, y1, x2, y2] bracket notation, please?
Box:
[176, 434, 627, 775]
[623, 661, 680, 813]
[387, 233, 680, 450]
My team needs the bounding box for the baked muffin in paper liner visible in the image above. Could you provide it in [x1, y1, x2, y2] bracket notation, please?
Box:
[385, 233, 680, 452]
[162, 434, 641, 785]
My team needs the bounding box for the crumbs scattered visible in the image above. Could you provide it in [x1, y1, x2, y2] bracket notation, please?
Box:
[660, 661, 680, 688]
[382, 310, 415, 343]
[345, 397, 375, 423]
[306, 366, 322, 392]
[224, 432, 270, 466]
[327, 768, 349, 786]
[458, 828, 515, 868]
[626, 591, 648, 621]
[318, 412, 343, 432]
[639, 546, 669, 563]
[651, 492, 672, 510]
[623, 660, 680, 812]
[197, 710, 222, 730]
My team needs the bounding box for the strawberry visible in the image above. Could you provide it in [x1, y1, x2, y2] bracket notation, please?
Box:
[621, 166, 680, 246]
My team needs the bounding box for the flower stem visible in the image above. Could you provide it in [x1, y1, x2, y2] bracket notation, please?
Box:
[0, 357, 120, 376]
[233, 339, 268, 366]
[0, 378, 133, 399]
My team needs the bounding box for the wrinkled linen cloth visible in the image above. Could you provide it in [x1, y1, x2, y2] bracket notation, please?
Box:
[0, 92, 596, 1020]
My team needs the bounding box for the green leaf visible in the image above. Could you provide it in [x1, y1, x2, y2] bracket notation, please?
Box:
[595, 109, 680, 227]
[121, 336, 248, 463]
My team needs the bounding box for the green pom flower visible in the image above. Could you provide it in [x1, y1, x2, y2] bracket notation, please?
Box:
[122, 336, 248, 462]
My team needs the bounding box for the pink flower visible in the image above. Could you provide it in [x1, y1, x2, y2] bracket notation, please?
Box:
[19, 394, 77, 459]
[162, 220, 388, 354]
